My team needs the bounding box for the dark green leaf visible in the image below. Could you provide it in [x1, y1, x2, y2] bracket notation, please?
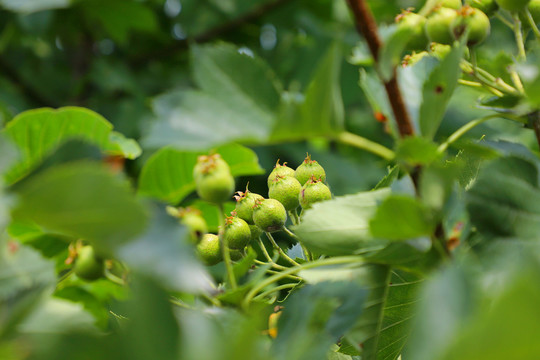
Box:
[0, 0, 69, 13]
[394, 137, 441, 165]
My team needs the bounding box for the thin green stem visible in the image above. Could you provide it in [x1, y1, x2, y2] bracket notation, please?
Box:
[460, 60, 518, 95]
[266, 268, 303, 281]
[242, 256, 364, 308]
[105, 270, 126, 286]
[283, 226, 299, 240]
[437, 114, 502, 153]
[496, 12, 514, 28]
[201, 292, 222, 307]
[336, 131, 394, 161]
[510, 69, 525, 94]
[219, 203, 237, 289]
[265, 232, 300, 266]
[254, 258, 288, 272]
[513, 13, 527, 61]
[253, 282, 302, 301]
[288, 209, 300, 226]
[169, 297, 193, 309]
[257, 237, 276, 264]
[525, 9, 540, 38]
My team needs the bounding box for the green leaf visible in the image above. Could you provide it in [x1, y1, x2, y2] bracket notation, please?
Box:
[394, 137, 441, 165]
[0, 0, 69, 13]
[294, 189, 391, 256]
[419, 42, 464, 139]
[12, 161, 148, 254]
[379, 25, 416, 81]
[466, 156, 540, 240]
[144, 43, 280, 150]
[359, 70, 397, 138]
[272, 43, 344, 140]
[138, 143, 263, 204]
[2, 107, 140, 185]
[373, 166, 400, 190]
[105, 131, 142, 159]
[117, 206, 211, 293]
[370, 195, 436, 240]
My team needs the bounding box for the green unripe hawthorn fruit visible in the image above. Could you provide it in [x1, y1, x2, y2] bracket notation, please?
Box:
[234, 189, 264, 224]
[495, 0, 530, 12]
[269, 175, 302, 211]
[299, 177, 332, 210]
[295, 154, 326, 185]
[396, 11, 429, 51]
[249, 224, 263, 241]
[224, 215, 251, 250]
[452, 6, 491, 46]
[467, 0, 498, 16]
[197, 234, 222, 266]
[425, 7, 459, 45]
[74, 245, 104, 281]
[429, 42, 452, 59]
[267, 160, 295, 187]
[441, 0, 463, 9]
[253, 198, 287, 233]
[193, 154, 235, 204]
[179, 208, 208, 244]
[229, 249, 244, 262]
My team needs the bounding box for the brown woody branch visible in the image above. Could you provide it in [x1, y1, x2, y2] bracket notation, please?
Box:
[346, 0, 415, 138]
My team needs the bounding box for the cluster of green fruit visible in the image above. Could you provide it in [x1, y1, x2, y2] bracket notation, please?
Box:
[181, 153, 331, 266]
[397, 0, 492, 52]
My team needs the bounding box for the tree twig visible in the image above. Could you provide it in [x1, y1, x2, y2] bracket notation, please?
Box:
[345, 0, 415, 138]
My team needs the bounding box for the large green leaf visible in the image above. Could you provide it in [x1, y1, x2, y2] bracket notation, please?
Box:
[418, 42, 464, 138]
[12, 161, 148, 254]
[272, 43, 344, 141]
[143, 43, 281, 150]
[138, 143, 264, 204]
[466, 156, 540, 240]
[294, 189, 391, 256]
[2, 107, 141, 185]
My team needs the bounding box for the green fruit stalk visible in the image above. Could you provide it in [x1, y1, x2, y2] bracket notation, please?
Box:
[269, 175, 302, 211]
[234, 188, 264, 224]
[426, 7, 459, 45]
[224, 215, 251, 250]
[452, 6, 491, 46]
[74, 245, 104, 281]
[253, 198, 287, 233]
[295, 154, 326, 185]
[193, 154, 235, 204]
[197, 234, 222, 266]
[267, 160, 296, 187]
[299, 177, 332, 210]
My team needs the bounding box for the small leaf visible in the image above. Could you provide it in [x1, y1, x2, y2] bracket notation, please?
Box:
[395, 137, 441, 165]
[379, 24, 416, 81]
[419, 42, 465, 139]
[370, 195, 436, 240]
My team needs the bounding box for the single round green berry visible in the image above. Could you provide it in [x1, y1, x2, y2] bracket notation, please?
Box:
[179, 208, 208, 244]
[234, 189, 264, 224]
[193, 154, 235, 204]
[425, 7, 459, 45]
[396, 11, 429, 51]
[467, 0, 498, 16]
[269, 175, 302, 211]
[495, 0, 530, 12]
[74, 245, 104, 281]
[299, 177, 332, 210]
[267, 160, 296, 187]
[249, 224, 263, 241]
[197, 234, 222, 266]
[429, 42, 452, 59]
[224, 215, 251, 250]
[253, 199, 287, 233]
[295, 154, 326, 185]
[441, 0, 463, 9]
[452, 6, 490, 46]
